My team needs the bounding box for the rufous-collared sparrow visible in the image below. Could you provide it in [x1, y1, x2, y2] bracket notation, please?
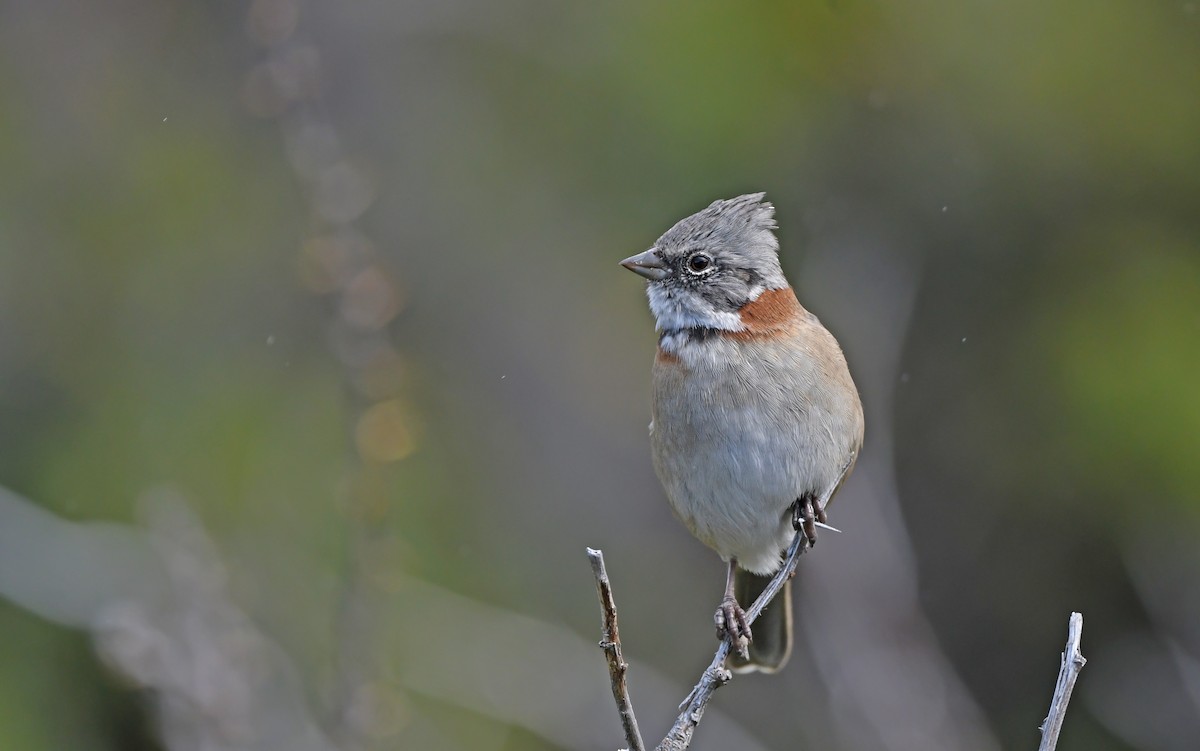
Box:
[621, 193, 863, 672]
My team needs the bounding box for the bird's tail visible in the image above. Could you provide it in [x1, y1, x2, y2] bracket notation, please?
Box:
[729, 569, 792, 673]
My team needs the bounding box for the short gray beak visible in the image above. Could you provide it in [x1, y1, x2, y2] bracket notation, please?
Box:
[620, 248, 669, 281]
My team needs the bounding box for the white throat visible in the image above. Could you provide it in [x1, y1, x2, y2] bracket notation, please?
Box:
[648, 284, 767, 352]
[646, 285, 741, 332]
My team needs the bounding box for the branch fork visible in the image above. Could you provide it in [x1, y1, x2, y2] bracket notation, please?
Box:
[586, 547, 1088, 751]
[587, 525, 811, 751]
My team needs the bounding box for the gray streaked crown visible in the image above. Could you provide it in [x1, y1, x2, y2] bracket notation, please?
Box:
[642, 193, 789, 332]
[655, 193, 786, 292]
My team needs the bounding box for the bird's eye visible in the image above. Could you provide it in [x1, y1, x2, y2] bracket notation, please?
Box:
[686, 253, 713, 274]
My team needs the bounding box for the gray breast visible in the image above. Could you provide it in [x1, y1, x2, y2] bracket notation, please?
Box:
[649, 332, 861, 574]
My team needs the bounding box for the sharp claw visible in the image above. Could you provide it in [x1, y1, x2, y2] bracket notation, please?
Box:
[791, 495, 833, 547]
[734, 635, 750, 661]
[715, 596, 753, 648]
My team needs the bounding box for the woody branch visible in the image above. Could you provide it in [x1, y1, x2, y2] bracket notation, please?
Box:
[586, 548, 1087, 751]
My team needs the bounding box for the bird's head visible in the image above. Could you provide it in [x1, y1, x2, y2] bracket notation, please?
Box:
[621, 193, 787, 334]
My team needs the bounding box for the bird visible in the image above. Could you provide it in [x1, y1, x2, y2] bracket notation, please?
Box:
[620, 192, 863, 673]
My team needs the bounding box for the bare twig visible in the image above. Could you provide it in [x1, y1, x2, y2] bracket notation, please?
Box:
[654, 529, 810, 751]
[1038, 612, 1086, 751]
[655, 457, 859, 751]
[586, 459, 852, 751]
[588, 548, 647, 751]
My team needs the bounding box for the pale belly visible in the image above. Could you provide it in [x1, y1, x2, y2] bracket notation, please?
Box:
[651, 415, 803, 575]
[649, 336, 859, 575]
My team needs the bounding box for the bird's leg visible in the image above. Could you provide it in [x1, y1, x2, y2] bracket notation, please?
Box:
[714, 559, 751, 659]
[792, 494, 826, 547]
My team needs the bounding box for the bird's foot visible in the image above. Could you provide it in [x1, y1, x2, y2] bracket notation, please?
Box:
[715, 595, 752, 660]
[792, 494, 827, 547]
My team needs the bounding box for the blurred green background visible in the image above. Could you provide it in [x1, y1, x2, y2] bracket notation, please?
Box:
[1, 1, 1198, 750]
